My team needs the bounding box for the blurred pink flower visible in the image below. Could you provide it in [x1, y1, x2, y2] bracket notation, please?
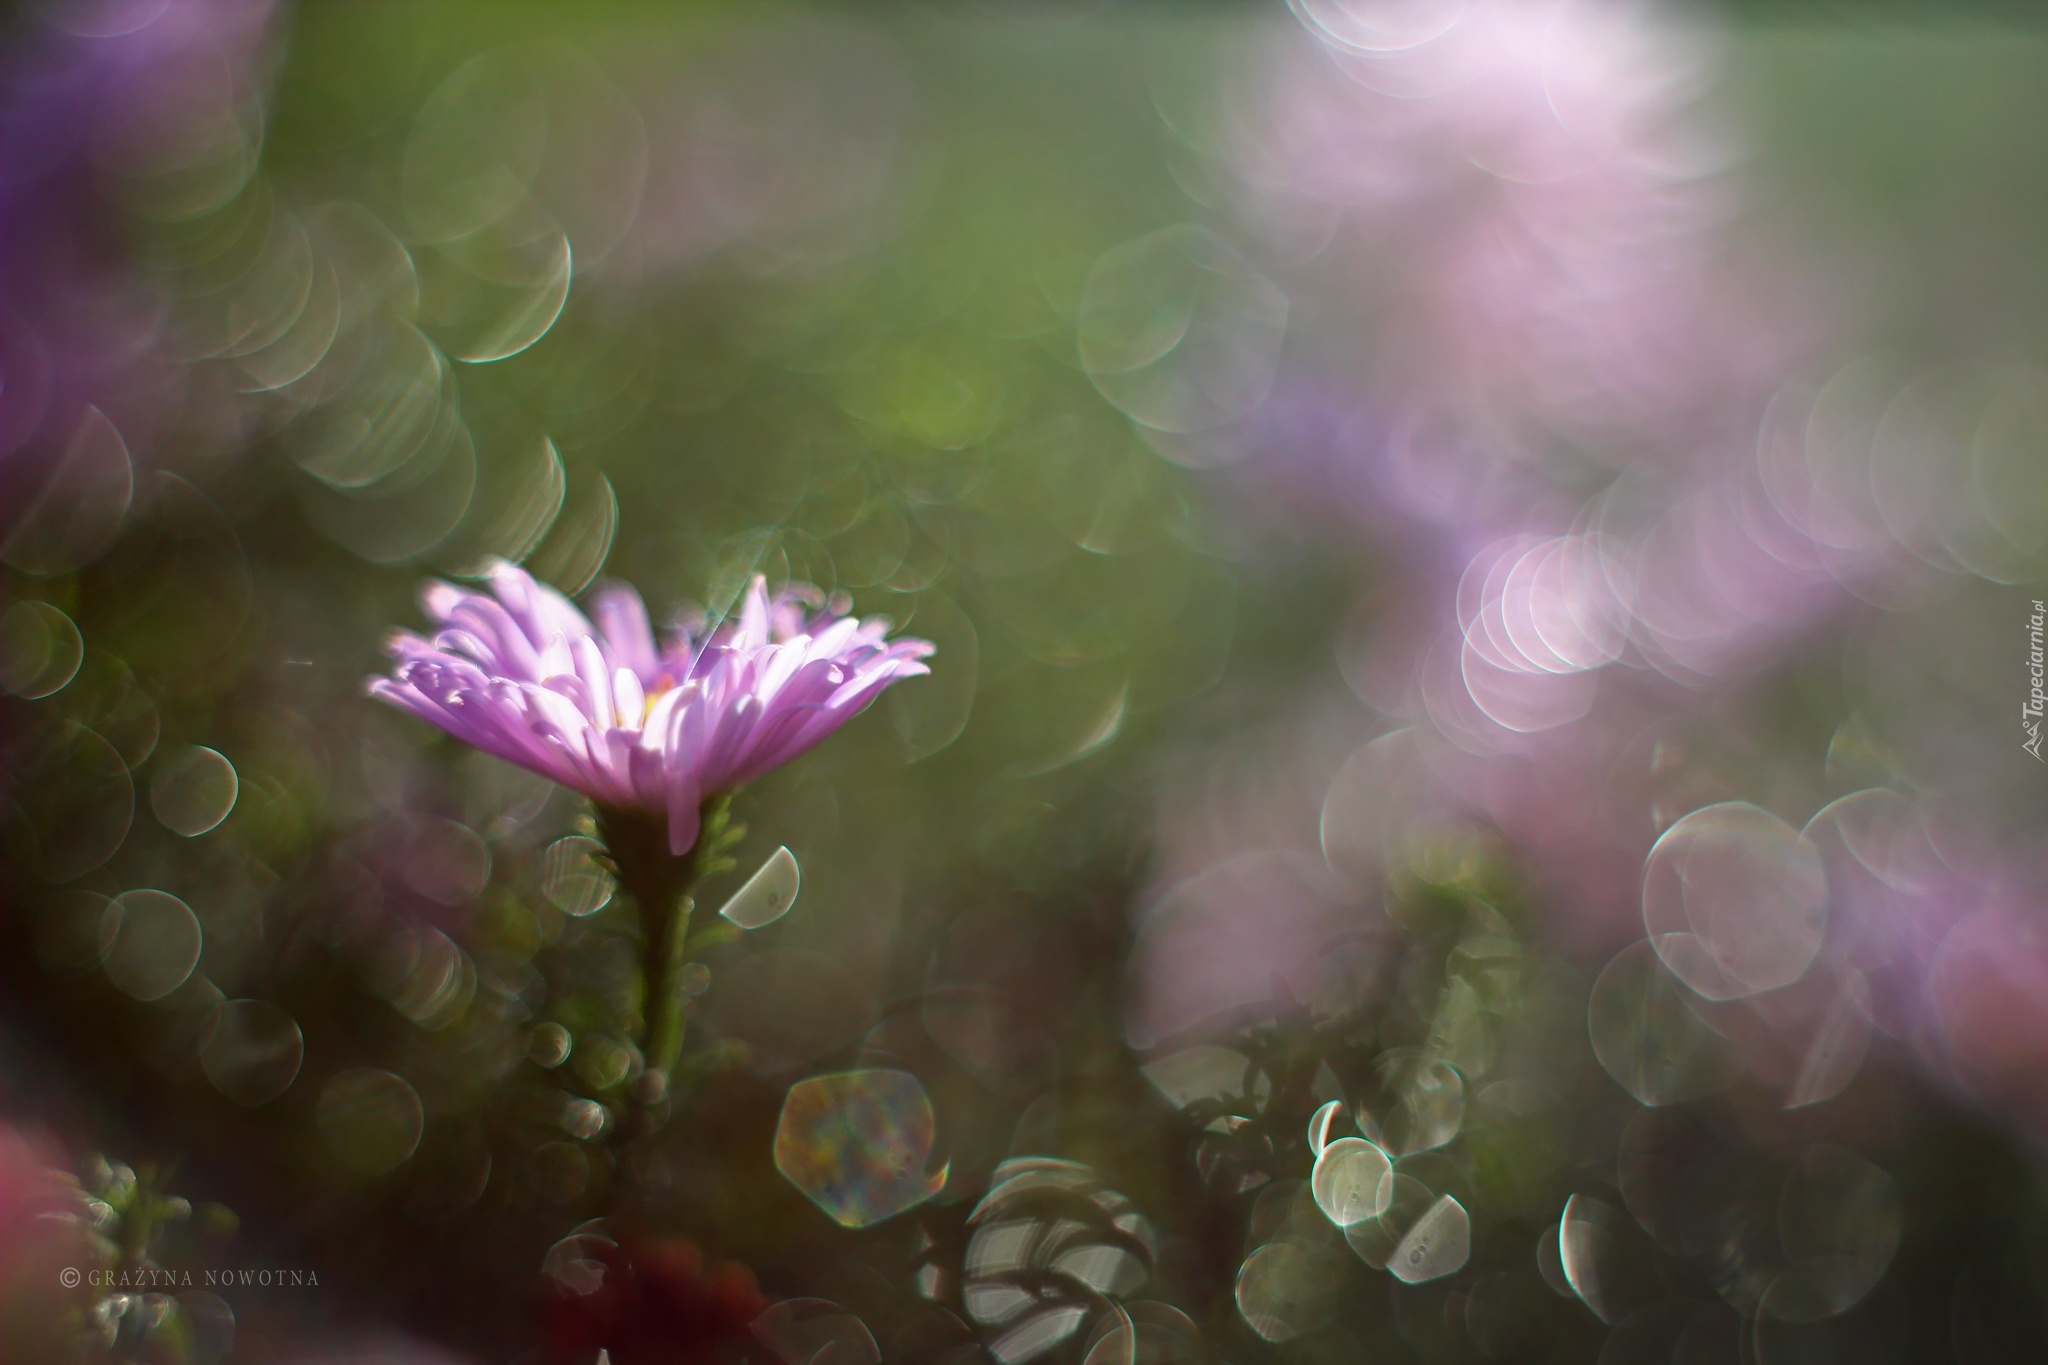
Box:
[1138, 0, 1931, 1069]
[1243, 0, 1786, 451]
[0, 0, 279, 571]
[0, 1124, 90, 1356]
[1205, 0, 1885, 894]
[369, 562, 932, 854]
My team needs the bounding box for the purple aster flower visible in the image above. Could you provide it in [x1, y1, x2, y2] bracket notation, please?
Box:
[368, 561, 933, 855]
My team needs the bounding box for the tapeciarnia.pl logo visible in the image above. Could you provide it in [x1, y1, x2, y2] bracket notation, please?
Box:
[2027, 599, 2046, 761]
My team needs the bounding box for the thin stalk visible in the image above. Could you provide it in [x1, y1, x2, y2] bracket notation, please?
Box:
[645, 892, 694, 1077]
[596, 792, 737, 1086]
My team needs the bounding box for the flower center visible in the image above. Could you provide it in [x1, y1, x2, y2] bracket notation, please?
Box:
[641, 677, 675, 724]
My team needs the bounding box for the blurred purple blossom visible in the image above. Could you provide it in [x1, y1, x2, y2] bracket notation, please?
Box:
[1222, 0, 1851, 690]
[369, 563, 932, 854]
[1242, 0, 1794, 449]
[0, 1124, 89, 1351]
[1131, 0, 2048, 1129]
[1135, 0, 1825, 1028]
[0, 0, 277, 570]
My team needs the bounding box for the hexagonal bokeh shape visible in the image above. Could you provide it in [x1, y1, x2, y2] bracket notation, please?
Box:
[774, 1069, 947, 1228]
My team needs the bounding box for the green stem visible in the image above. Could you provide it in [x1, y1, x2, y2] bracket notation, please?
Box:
[646, 893, 695, 1077]
[596, 792, 736, 1086]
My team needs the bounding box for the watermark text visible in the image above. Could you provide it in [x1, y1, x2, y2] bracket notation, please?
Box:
[2027, 599, 2045, 761]
[61, 1266, 321, 1290]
